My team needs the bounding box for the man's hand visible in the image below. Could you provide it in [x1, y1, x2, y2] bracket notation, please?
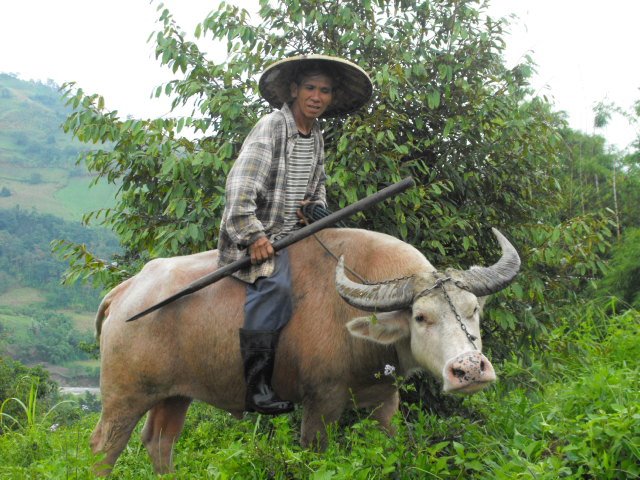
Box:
[296, 199, 318, 223]
[249, 236, 275, 265]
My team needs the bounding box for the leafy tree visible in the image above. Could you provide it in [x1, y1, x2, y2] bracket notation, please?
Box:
[613, 98, 640, 231]
[556, 129, 615, 220]
[59, 0, 607, 372]
[601, 228, 640, 308]
[592, 97, 640, 232]
[18, 312, 92, 365]
[26, 172, 43, 185]
[12, 131, 28, 146]
[546, 97, 640, 313]
[617, 150, 640, 230]
[0, 208, 118, 310]
[62, 0, 559, 261]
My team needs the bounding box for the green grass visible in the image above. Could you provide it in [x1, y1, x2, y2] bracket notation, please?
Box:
[0, 303, 637, 479]
[57, 310, 94, 333]
[0, 162, 117, 222]
[64, 359, 100, 369]
[0, 311, 33, 345]
[0, 288, 94, 332]
[0, 179, 71, 217]
[0, 308, 94, 345]
[54, 176, 117, 221]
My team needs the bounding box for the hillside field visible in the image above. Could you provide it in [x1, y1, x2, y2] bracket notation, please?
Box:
[0, 162, 116, 222]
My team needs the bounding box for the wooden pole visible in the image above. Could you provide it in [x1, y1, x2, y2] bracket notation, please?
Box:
[126, 176, 415, 322]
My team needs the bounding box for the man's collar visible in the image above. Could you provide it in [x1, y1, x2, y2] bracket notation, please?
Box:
[280, 103, 318, 137]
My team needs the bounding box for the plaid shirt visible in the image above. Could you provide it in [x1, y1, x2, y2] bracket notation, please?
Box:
[217, 103, 327, 283]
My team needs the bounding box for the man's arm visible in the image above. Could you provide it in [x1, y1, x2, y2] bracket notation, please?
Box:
[223, 121, 275, 249]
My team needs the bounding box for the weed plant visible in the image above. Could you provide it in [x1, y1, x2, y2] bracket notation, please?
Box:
[0, 302, 637, 478]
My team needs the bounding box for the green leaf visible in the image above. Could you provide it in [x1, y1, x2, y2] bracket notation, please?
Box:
[427, 89, 441, 109]
[175, 199, 187, 218]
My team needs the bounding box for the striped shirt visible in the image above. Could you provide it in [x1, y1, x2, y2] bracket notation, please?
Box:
[277, 134, 314, 238]
[217, 103, 327, 283]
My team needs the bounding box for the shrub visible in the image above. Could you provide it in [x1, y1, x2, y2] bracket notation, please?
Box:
[601, 228, 640, 308]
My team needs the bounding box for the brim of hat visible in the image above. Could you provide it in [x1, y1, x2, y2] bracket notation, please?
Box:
[258, 55, 373, 118]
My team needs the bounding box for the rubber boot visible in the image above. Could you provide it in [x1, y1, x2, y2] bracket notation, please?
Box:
[239, 328, 294, 415]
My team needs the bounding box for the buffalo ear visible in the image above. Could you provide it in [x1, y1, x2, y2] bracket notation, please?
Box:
[346, 311, 410, 345]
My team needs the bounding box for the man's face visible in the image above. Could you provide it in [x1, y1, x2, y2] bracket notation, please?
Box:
[290, 73, 334, 121]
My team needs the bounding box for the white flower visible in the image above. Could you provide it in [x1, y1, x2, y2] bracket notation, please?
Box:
[384, 364, 396, 376]
[50, 423, 60, 432]
[81, 404, 89, 411]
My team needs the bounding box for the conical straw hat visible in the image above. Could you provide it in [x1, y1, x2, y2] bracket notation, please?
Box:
[259, 54, 373, 118]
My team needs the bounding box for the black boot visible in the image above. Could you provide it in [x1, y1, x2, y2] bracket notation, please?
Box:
[239, 328, 294, 415]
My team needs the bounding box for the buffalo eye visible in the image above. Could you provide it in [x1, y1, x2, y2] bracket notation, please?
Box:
[414, 314, 426, 323]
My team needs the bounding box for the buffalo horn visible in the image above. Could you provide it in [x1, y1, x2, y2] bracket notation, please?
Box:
[335, 256, 415, 312]
[451, 228, 521, 296]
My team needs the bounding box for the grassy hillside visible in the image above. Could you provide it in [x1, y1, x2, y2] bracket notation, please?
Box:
[0, 73, 80, 168]
[0, 172, 116, 222]
[0, 168, 116, 221]
[0, 73, 117, 222]
[0, 288, 94, 332]
[0, 74, 119, 388]
[0, 303, 637, 478]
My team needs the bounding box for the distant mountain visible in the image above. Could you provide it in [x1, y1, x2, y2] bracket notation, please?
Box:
[0, 73, 82, 168]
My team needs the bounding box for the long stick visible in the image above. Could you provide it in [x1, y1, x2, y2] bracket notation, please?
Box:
[126, 176, 415, 322]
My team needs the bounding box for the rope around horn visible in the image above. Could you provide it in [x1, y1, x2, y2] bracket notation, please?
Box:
[298, 207, 414, 285]
[299, 209, 479, 349]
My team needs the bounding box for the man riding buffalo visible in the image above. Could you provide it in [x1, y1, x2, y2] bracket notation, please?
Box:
[217, 54, 373, 415]
[88, 54, 521, 476]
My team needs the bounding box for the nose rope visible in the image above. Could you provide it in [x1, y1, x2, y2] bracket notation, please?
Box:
[415, 278, 478, 350]
[299, 214, 478, 349]
[298, 211, 368, 283]
[438, 279, 478, 350]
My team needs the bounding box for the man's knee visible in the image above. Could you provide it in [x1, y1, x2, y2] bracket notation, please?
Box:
[267, 280, 293, 301]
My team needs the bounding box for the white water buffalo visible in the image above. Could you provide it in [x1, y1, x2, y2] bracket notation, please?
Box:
[91, 227, 519, 475]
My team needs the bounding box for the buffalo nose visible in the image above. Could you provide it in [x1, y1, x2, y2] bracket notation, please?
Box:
[443, 351, 496, 394]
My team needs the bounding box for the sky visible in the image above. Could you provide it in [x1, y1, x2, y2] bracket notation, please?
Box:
[1, 0, 638, 151]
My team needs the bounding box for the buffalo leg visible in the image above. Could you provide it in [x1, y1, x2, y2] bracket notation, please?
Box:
[349, 384, 400, 435]
[368, 390, 399, 436]
[300, 387, 348, 449]
[140, 396, 192, 475]
[90, 408, 146, 477]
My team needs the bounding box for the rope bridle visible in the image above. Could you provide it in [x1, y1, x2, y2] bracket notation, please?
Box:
[414, 277, 479, 350]
[299, 214, 479, 350]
